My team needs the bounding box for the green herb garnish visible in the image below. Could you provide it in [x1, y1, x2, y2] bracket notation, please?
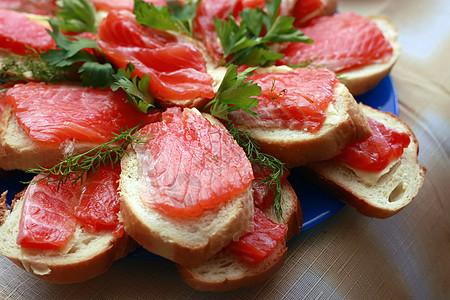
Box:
[111, 62, 155, 113]
[133, 0, 201, 37]
[205, 64, 260, 120]
[214, 0, 312, 66]
[52, 0, 97, 33]
[0, 49, 68, 85]
[227, 122, 286, 220]
[27, 124, 150, 187]
[41, 20, 114, 88]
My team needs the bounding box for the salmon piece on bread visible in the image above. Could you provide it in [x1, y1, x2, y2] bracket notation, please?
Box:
[305, 105, 426, 218]
[119, 108, 255, 266]
[228, 67, 372, 168]
[0, 167, 136, 283]
[177, 179, 302, 292]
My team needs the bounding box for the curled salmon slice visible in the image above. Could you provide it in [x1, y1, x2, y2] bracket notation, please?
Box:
[0, 9, 55, 55]
[229, 67, 338, 133]
[334, 117, 411, 172]
[6, 82, 159, 145]
[97, 10, 214, 102]
[135, 107, 254, 217]
[280, 12, 394, 72]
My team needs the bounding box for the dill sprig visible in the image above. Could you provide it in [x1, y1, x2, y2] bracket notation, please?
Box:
[226, 122, 286, 220]
[26, 124, 151, 188]
[0, 50, 69, 85]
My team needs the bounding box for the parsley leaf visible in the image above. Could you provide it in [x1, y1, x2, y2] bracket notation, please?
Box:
[53, 0, 97, 33]
[215, 0, 313, 66]
[111, 63, 155, 113]
[205, 65, 260, 120]
[133, 0, 201, 37]
[41, 21, 115, 88]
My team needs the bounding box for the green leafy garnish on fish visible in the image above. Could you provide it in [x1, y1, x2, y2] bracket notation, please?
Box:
[214, 0, 312, 66]
[134, 0, 201, 37]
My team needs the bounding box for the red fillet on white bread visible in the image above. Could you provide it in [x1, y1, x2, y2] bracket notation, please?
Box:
[293, 0, 337, 27]
[119, 108, 255, 266]
[305, 105, 426, 218]
[177, 179, 302, 292]
[228, 67, 372, 168]
[0, 169, 136, 283]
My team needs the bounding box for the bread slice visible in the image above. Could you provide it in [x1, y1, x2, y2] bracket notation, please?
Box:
[119, 110, 255, 267]
[0, 191, 136, 283]
[232, 82, 372, 168]
[305, 105, 426, 218]
[0, 105, 98, 171]
[177, 180, 302, 292]
[338, 16, 402, 95]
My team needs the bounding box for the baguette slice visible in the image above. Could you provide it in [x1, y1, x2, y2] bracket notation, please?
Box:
[338, 15, 402, 96]
[0, 105, 97, 171]
[177, 180, 302, 292]
[0, 191, 136, 283]
[305, 105, 426, 218]
[119, 109, 255, 267]
[232, 81, 372, 168]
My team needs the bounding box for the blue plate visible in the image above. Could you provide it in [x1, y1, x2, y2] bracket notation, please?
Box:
[1, 75, 398, 257]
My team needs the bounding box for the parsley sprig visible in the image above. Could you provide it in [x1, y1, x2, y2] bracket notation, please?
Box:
[204, 65, 260, 120]
[134, 0, 201, 37]
[214, 0, 312, 66]
[52, 0, 97, 33]
[111, 63, 155, 113]
[27, 124, 150, 187]
[41, 20, 115, 88]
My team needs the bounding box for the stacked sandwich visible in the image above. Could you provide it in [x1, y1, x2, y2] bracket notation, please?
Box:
[0, 0, 425, 291]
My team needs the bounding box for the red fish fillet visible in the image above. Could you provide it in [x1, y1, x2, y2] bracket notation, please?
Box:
[280, 12, 394, 72]
[229, 67, 339, 133]
[6, 82, 160, 145]
[0, 9, 55, 55]
[97, 10, 214, 102]
[135, 107, 254, 217]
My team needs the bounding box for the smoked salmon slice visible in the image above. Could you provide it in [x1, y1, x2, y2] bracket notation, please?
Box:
[135, 107, 254, 217]
[97, 10, 214, 103]
[0, 9, 55, 55]
[5, 82, 160, 145]
[74, 165, 123, 237]
[0, 0, 57, 16]
[279, 12, 394, 72]
[225, 207, 286, 264]
[17, 165, 125, 250]
[333, 117, 411, 172]
[229, 67, 339, 133]
[17, 175, 82, 250]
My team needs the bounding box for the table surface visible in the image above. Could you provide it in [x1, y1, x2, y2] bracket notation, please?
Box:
[1, 0, 449, 299]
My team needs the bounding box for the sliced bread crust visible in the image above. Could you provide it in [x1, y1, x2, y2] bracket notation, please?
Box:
[119, 148, 255, 267]
[339, 15, 402, 95]
[234, 83, 371, 168]
[0, 191, 135, 283]
[177, 180, 302, 291]
[305, 105, 426, 218]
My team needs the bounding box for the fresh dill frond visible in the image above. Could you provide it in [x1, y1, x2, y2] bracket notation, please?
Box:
[0, 50, 69, 85]
[226, 122, 286, 220]
[26, 124, 151, 188]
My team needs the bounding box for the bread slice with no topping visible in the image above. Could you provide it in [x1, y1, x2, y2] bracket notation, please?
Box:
[305, 105, 426, 218]
[177, 180, 302, 292]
